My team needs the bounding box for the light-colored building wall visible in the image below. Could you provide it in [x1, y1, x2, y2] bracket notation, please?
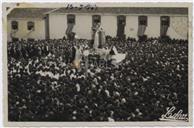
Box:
[49, 14, 67, 39]
[145, 16, 161, 38]
[101, 15, 117, 37]
[49, 14, 188, 40]
[8, 14, 188, 41]
[49, 13, 118, 39]
[73, 15, 92, 39]
[49, 14, 118, 39]
[167, 16, 188, 40]
[49, 14, 92, 39]
[7, 19, 45, 42]
[125, 16, 139, 39]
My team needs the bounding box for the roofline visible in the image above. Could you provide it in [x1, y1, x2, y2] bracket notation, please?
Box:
[44, 8, 61, 15]
[50, 7, 188, 14]
[7, 17, 44, 20]
[49, 12, 188, 17]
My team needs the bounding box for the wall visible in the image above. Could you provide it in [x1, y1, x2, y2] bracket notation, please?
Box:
[49, 14, 67, 39]
[167, 16, 188, 40]
[49, 14, 118, 39]
[7, 19, 45, 42]
[49, 14, 92, 39]
[49, 13, 117, 39]
[101, 15, 117, 37]
[145, 16, 161, 38]
[48, 13, 188, 40]
[125, 16, 138, 39]
[73, 15, 92, 39]
[125, 15, 188, 40]
[7, 15, 188, 41]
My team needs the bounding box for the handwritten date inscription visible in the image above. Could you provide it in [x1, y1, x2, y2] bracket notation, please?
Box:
[66, 4, 97, 10]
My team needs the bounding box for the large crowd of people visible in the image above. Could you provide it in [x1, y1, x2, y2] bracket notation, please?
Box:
[8, 36, 188, 121]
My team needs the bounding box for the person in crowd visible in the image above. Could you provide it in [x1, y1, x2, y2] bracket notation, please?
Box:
[8, 36, 188, 121]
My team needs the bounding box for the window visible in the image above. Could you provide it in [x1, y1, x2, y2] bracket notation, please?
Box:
[92, 15, 101, 27]
[27, 21, 35, 31]
[160, 16, 170, 37]
[11, 21, 18, 30]
[138, 16, 148, 37]
[139, 16, 147, 26]
[117, 15, 126, 39]
[66, 14, 76, 39]
[117, 15, 126, 25]
[161, 16, 170, 26]
[67, 14, 75, 24]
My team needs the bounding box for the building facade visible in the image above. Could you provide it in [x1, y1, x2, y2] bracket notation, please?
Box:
[7, 7, 188, 42]
[7, 8, 51, 42]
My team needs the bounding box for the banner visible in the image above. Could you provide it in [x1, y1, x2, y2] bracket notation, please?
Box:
[161, 25, 169, 36]
[66, 23, 74, 35]
[138, 25, 146, 36]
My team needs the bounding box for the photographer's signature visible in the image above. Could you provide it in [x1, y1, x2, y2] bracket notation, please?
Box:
[160, 106, 188, 121]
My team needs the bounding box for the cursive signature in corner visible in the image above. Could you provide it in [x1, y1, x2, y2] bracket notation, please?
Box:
[160, 106, 188, 121]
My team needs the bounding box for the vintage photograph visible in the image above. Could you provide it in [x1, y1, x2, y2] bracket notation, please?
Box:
[3, 2, 192, 127]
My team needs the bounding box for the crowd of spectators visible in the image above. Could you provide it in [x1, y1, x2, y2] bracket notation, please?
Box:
[8, 36, 188, 121]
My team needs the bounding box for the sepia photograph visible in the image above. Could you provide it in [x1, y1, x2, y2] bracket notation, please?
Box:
[2, 2, 193, 127]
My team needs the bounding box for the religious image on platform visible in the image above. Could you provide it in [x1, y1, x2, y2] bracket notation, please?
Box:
[5, 3, 190, 123]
